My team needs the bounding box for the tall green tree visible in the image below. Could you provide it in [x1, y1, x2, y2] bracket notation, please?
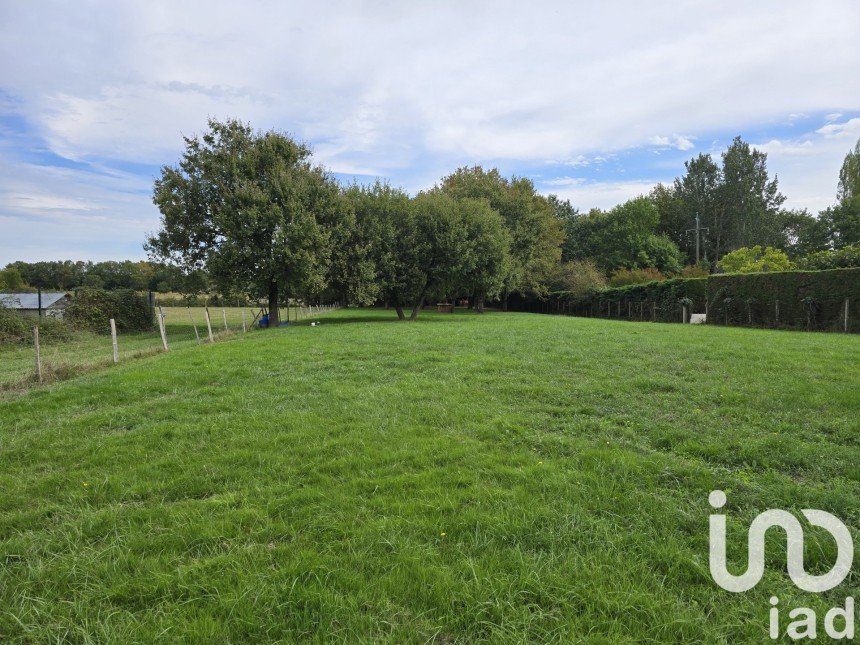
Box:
[146, 119, 344, 326]
[718, 136, 786, 250]
[837, 137, 860, 202]
[440, 167, 563, 308]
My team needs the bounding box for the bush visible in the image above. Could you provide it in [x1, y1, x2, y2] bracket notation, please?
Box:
[609, 267, 665, 287]
[681, 264, 710, 278]
[65, 288, 153, 333]
[0, 306, 77, 344]
[548, 261, 607, 296]
[796, 244, 860, 270]
[717, 246, 794, 273]
[0, 306, 30, 343]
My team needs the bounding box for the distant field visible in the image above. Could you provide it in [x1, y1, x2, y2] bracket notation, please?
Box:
[0, 306, 329, 392]
[0, 310, 858, 641]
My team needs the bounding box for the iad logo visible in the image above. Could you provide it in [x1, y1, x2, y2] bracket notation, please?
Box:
[708, 490, 856, 640]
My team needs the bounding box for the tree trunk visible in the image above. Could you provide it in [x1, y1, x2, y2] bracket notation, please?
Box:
[475, 293, 485, 314]
[268, 281, 280, 327]
[502, 290, 509, 312]
[409, 286, 428, 321]
[394, 306, 405, 320]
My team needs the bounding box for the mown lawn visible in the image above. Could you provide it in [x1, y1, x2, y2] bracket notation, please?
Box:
[0, 309, 857, 642]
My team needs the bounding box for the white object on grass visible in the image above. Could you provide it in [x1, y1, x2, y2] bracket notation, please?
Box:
[689, 313, 707, 324]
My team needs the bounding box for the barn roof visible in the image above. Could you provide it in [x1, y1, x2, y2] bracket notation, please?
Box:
[0, 292, 70, 309]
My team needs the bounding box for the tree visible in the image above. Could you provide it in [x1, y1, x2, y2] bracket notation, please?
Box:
[440, 167, 563, 307]
[668, 154, 723, 261]
[146, 119, 344, 327]
[548, 194, 581, 262]
[837, 137, 860, 202]
[718, 136, 786, 250]
[456, 198, 510, 312]
[564, 197, 683, 274]
[0, 267, 25, 291]
[717, 246, 794, 273]
[546, 260, 606, 295]
[341, 182, 416, 318]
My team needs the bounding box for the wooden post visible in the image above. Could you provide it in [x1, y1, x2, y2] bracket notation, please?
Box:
[204, 307, 214, 342]
[774, 300, 779, 327]
[187, 307, 200, 344]
[639, 302, 643, 321]
[845, 298, 850, 333]
[682, 305, 687, 323]
[241, 309, 247, 333]
[33, 326, 42, 382]
[157, 306, 169, 351]
[222, 308, 228, 331]
[652, 302, 656, 322]
[110, 318, 119, 363]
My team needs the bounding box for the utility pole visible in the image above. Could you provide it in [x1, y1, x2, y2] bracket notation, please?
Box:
[687, 213, 709, 264]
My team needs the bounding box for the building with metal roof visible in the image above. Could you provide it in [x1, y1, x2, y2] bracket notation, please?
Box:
[0, 292, 71, 319]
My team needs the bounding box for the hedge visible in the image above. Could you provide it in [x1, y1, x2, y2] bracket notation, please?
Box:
[506, 268, 860, 332]
[65, 288, 153, 333]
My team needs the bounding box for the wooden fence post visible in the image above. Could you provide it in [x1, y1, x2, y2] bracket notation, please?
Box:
[845, 298, 850, 333]
[33, 326, 42, 382]
[110, 318, 119, 363]
[187, 307, 200, 344]
[204, 307, 214, 342]
[241, 309, 247, 333]
[682, 305, 687, 323]
[222, 308, 228, 331]
[652, 302, 656, 322]
[774, 300, 779, 327]
[157, 306, 169, 351]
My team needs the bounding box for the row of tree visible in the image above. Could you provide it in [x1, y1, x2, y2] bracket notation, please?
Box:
[145, 120, 563, 323]
[6, 121, 858, 317]
[0, 260, 208, 294]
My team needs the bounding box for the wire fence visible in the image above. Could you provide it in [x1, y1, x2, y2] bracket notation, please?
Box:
[1, 304, 340, 394]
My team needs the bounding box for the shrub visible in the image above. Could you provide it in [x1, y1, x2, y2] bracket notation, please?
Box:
[65, 288, 153, 333]
[0, 306, 77, 344]
[548, 260, 607, 296]
[610, 267, 665, 287]
[681, 264, 710, 278]
[717, 246, 795, 273]
[0, 305, 30, 343]
[796, 244, 860, 270]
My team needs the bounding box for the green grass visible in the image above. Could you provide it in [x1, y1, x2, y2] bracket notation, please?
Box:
[0, 310, 857, 642]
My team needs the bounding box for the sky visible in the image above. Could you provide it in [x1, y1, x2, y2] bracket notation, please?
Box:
[1, 0, 859, 266]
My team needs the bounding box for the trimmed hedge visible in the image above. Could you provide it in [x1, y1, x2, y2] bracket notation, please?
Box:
[65, 288, 153, 333]
[506, 268, 860, 332]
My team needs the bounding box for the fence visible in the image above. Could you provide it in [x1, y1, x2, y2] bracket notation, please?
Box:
[2, 303, 341, 393]
[505, 268, 860, 333]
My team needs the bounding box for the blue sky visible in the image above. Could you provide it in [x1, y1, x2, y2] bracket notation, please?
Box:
[1, 1, 859, 266]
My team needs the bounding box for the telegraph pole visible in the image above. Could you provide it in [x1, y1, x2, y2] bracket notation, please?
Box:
[687, 213, 709, 264]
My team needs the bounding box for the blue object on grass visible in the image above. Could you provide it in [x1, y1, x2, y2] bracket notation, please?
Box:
[259, 314, 269, 328]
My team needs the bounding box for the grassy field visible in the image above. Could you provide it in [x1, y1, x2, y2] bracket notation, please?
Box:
[0, 309, 857, 641]
[0, 306, 327, 392]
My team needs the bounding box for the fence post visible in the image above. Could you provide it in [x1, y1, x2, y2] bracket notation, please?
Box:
[652, 302, 656, 322]
[682, 305, 687, 323]
[204, 307, 214, 342]
[187, 307, 200, 344]
[222, 308, 228, 331]
[774, 300, 779, 327]
[242, 309, 247, 333]
[110, 318, 119, 363]
[845, 298, 850, 333]
[157, 306, 169, 351]
[33, 326, 42, 382]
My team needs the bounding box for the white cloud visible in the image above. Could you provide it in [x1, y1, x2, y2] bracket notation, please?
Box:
[649, 134, 695, 151]
[0, 0, 859, 261]
[538, 179, 659, 211]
